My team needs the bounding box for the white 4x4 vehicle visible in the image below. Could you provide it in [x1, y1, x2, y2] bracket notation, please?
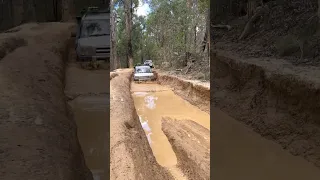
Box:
[144, 60, 153, 68]
[75, 8, 110, 62]
[133, 65, 155, 82]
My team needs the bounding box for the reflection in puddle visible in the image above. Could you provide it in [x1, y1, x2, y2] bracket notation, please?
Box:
[133, 92, 149, 97]
[146, 132, 152, 144]
[140, 116, 152, 131]
[145, 96, 157, 109]
[131, 83, 210, 167]
[139, 116, 152, 144]
[68, 96, 109, 180]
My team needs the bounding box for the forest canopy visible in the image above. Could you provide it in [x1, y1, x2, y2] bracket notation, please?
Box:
[111, 0, 209, 74]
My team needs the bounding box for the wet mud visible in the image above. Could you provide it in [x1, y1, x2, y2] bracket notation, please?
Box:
[155, 72, 210, 113]
[65, 38, 110, 180]
[212, 107, 320, 180]
[131, 83, 209, 164]
[68, 96, 109, 180]
[0, 23, 92, 180]
[131, 80, 210, 179]
[212, 51, 320, 168]
[162, 118, 210, 180]
[110, 71, 174, 180]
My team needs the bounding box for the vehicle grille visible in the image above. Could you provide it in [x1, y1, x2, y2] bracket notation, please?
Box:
[137, 76, 152, 81]
[96, 47, 110, 54]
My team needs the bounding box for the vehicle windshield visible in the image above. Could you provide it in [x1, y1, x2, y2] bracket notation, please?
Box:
[135, 67, 151, 73]
[80, 19, 110, 38]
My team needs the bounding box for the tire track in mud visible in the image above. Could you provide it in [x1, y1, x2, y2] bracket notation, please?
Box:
[64, 37, 110, 180]
[130, 75, 210, 180]
[0, 23, 93, 180]
[110, 71, 174, 180]
[162, 118, 210, 180]
[213, 50, 320, 169]
[65, 63, 110, 180]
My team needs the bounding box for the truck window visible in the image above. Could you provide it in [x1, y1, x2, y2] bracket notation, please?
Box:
[136, 67, 151, 73]
[80, 19, 110, 38]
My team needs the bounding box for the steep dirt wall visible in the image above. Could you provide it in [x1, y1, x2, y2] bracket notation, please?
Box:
[162, 118, 210, 180]
[212, 50, 320, 167]
[0, 23, 92, 180]
[155, 71, 210, 113]
[110, 70, 174, 180]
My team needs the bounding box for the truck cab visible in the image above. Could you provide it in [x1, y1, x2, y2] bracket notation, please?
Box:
[75, 7, 110, 62]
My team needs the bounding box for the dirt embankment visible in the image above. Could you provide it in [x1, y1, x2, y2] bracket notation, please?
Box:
[110, 70, 174, 180]
[162, 118, 210, 180]
[155, 72, 210, 179]
[155, 71, 210, 113]
[110, 72, 118, 80]
[0, 23, 92, 180]
[212, 50, 320, 167]
[213, 0, 320, 65]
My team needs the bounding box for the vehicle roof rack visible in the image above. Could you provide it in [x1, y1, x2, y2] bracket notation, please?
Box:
[85, 7, 110, 14]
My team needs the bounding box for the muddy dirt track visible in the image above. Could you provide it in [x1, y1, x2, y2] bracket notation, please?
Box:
[212, 50, 320, 179]
[65, 40, 110, 180]
[0, 23, 92, 180]
[212, 50, 320, 166]
[110, 70, 211, 180]
[2, 21, 320, 180]
[0, 21, 211, 180]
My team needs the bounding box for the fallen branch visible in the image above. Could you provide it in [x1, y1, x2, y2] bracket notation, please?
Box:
[185, 64, 192, 74]
[239, 5, 270, 40]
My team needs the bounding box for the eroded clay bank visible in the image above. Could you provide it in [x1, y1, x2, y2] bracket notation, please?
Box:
[212, 50, 320, 168]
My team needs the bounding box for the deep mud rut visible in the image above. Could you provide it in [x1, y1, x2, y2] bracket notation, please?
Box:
[0, 23, 93, 180]
[212, 108, 320, 179]
[131, 82, 210, 179]
[110, 71, 210, 180]
[65, 43, 110, 180]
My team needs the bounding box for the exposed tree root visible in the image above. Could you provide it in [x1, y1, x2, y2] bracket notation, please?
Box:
[239, 4, 270, 40]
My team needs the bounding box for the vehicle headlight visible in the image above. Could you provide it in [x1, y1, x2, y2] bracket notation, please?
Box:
[78, 46, 95, 56]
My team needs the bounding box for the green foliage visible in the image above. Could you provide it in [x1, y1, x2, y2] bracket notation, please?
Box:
[198, 0, 209, 13]
[115, 0, 208, 67]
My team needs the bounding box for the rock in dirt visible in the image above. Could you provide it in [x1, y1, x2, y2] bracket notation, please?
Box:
[162, 117, 210, 180]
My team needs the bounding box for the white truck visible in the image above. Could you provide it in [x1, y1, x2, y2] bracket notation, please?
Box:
[74, 7, 110, 62]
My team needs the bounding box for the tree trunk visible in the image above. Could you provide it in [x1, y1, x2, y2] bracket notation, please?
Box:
[184, 30, 188, 66]
[124, 0, 134, 68]
[201, 9, 209, 52]
[247, 0, 261, 18]
[193, 0, 198, 51]
[61, 0, 75, 21]
[111, 0, 118, 70]
[318, 0, 320, 18]
[23, 0, 36, 22]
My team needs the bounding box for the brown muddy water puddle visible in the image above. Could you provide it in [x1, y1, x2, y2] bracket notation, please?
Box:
[213, 108, 320, 180]
[68, 96, 109, 180]
[131, 82, 210, 169]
